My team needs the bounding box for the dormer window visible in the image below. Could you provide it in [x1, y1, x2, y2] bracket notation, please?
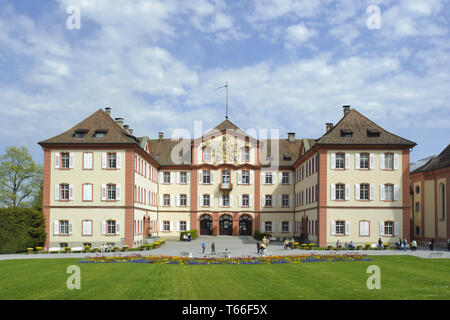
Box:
[94, 131, 107, 138]
[367, 129, 381, 137]
[340, 129, 353, 138]
[283, 155, 291, 161]
[74, 130, 88, 138]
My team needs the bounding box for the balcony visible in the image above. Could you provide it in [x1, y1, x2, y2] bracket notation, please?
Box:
[219, 182, 233, 191]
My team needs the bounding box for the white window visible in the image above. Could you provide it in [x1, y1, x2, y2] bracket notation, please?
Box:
[335, 221, 345, 235]
[384, 153, 394, 170]
[384, 221, 393, 236]
[108, 153, 117, 169]
[163, 221, 170, 231]
[265, 221, 272, 233]
[180, 172, 187, 184]
[336, 153, 345, 169]
[163, 194, 170, 206]
[203, 148, 211, 162]
[82, 220, 92, 236]
[60, 220, 69, 235]
[242, 148, 250, 161]
[281, 194, 289, 207]
[60, 184, 70, 200]
[107, 184, 117, 200]
[180, 221, 187, 231]
[360, 184, 369, 200]
[107, 220, 116, 235]
[180, 194, 187, 206]
[222, 194, 230, 207]
[385, 184, 394, 201]
[281, 172, 289, 184]
[281, 221, 289, 233]
[203, 194, 210, 207]
[265, 172, 273, 184]
[163, 172, 171, 184]
[83, 184, 93, 201]
[336, 184, 345, 200]
[61, 153, 70, 169]
[222, 170, 230, 184]
[203, 170, 211, 184]
[83, 153, 93, 170]
[265, 195, 272, 207]
[242, 170, 249, 184]
[359, 221, 370, 236]
[360, 153, 369, 169]
[242, 194, 249, 207]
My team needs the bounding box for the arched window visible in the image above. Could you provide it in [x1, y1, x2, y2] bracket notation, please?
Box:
[440, 183, 446, 220]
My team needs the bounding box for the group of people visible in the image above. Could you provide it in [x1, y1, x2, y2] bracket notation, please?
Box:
[335, 240, 356, 250]
[283, 238, 296, 250]
[256, 236, 271, 254]
[182, 233, 192, 242]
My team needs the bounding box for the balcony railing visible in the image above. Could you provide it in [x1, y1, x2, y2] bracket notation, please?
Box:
[219, 182, 233, 190]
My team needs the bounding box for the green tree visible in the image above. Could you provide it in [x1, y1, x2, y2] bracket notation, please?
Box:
[0, 146, 43, 208]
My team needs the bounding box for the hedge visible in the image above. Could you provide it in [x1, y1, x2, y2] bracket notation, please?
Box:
[179, 229, 198, 241]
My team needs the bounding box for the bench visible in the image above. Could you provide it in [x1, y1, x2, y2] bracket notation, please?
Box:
[218, 251, 231, 258]
[71, 247, 84, 253]
[180, 251, 192, 258]
[49, 247, 62, 253]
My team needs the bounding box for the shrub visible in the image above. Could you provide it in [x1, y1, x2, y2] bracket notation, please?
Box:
[27, 248, 34, 254]
[84, 246, 91, 252]
[356, 245, 363, 250]
[383, 243, 390, 250]
[93, 247, 100, 252]
[113, 247, 119, 252]
[35, 247, 42, 252]
[122, 245, 129, 252]
[253, 231, 272, 241]
[327, 245, 333, 250]
[64, 247, 71, 253]
[365, 243, 371, 250]
[179, 229, 199, 241]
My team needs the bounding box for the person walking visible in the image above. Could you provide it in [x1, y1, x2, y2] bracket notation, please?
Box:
[336, 239, 340, 250]
[430, 239, 434, 251]
[284, 239, 289, 250]
[202, 241, 206, 254]
[378, 238, 383, 250]
[256, 241, 261, 254]
[411, 240, 417, 251]
[211, 241, 216, 255]
[403, 238, 408, 251]
[447, 239, 450, 251]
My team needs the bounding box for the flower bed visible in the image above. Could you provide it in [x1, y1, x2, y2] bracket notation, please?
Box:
[79, 253, 371, 265]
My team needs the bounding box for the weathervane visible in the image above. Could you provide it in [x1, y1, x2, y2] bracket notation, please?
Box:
[217, 81, 229, 120]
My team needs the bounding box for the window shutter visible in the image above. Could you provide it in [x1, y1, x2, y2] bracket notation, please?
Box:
[345, 221, 350, 236]
[176, 194, 180, 207]
[394, 154, 399, 170]
[101, 220, 106, 235]
[230, 195, 233, 207]
[54, 221, 59, 235]
[331, 184, 336, 201]
[380, 154, 385, 170]
[198, 170, 202, 184]
[370, 153, 374, 170]
[199, 195, 203, 207]
[237, 171, 242, 184]
[239, 194, 242, 207]
[261, 172, 265, 184]
[116, 153, 121, 169]
[380, 222, 385, 236]
[116, 221, 120, 235]
[272, 196, 276, 207]
[355, 184, 360, 201]
[170, 195, 174, 206]
[370, 184, 374, 201]
[279, 172, 282, 184]
[186, 221, 190, 231]
[160, 221, 163, 232]
[69, 184, 74, 201]
[55, 184, 60, 201]
[219, 195, 223, 207]
[102, 184, 107, 201]
[83, 153, 88, 169]
[160, 172, 164, 184]
[160, 194, 163, 206]
[187, 195, 190, 207]
[116, 185, 121, 201]
[394, 222, 399, 236]
[345, 184, 350, 200]
[355, 153, 360, 169]
[210, 194, 214, 207]
[331, 153, 336, 170]
[331, 221, 336, 235]
[170, 172, 175, 184]
[102, 153, 107, 169]
[210, 171, 214, 184]
[249, 195, 253, 207]
[261, 221, 265, 232]
[169, 221, 173, 232]
[289, 195, 293, 207]
[176, 172, 180, 184]
[187, 172, 191, 184]
[250, 170, 254, 184]
[261, 195, 265, 207]
[69, 153, 74, 169]
[176, 222, 180, 232]
[279, 222, 282, 233]
[345, 153, 350, 170]
[394, 185, 399, 201]
[380, 184, 385, 201]
[55, 153, 60, 169]
[289, 222, 292, 233]
[289, 172, 293, 184]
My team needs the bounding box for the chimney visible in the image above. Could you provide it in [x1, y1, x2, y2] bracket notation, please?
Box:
[123, 125, 130, 133]
[115, 118, 124, 128]
[343, 105, 351, 116]
[158, 132, 164, 140]
[326, 123, 334, 132]
[105, 107, 111, 116]
[288, 132, 295, 142]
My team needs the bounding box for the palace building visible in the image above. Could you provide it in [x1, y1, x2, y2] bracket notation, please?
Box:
[39, 105, 416, 250]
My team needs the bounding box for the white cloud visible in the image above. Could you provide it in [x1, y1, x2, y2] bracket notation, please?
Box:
[285, 23, 318, 47]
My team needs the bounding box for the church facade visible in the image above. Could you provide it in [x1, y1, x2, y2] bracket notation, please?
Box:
[39, 105, 416, 249]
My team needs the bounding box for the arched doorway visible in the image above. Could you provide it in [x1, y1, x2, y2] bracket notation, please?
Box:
[219, 214, 233, 236]
[199, 214, 213, 235]
[239, 214, 252, 235]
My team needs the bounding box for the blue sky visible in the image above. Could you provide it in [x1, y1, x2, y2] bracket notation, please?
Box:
[0, 0, 449, 165]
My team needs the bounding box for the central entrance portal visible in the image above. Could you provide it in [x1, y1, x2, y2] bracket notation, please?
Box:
[219, 214, 233, 236]
[239, 214, 252, 236]
[199, 214, 213, 235]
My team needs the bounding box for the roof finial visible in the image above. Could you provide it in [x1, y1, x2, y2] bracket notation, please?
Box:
[218, 81, 229, 120]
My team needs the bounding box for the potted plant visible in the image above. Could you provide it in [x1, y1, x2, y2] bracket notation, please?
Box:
[27, 248, 34, 254]
[365, 243, 371, 250]
[383, 243, 390, 250]
[35, 247, 43, 253]
[84, 245, 91, 253]
[308, 243, 315, 250]
[123, 245, 129, 252]
[65, 247, 71, 253]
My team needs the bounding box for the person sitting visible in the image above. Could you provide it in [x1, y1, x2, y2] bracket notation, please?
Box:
[289, 238, 295, 249]
[284, 239, 289, 250]
[344, 242, 348, 250]
[260, 243, 266, 255]
[183, 234, 188, 242]
[348, 241, 355, 250]
[187, 233, 192, 242]
[411, 240, 417, 251]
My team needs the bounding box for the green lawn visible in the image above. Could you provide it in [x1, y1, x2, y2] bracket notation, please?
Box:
[0, 256, 449, 300]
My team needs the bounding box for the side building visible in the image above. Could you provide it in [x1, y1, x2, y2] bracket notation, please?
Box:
[410, 144, 450, 247]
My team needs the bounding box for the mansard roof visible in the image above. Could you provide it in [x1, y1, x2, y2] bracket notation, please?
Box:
[315, 109, 416, 147]
[38, 109, 139, 145]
